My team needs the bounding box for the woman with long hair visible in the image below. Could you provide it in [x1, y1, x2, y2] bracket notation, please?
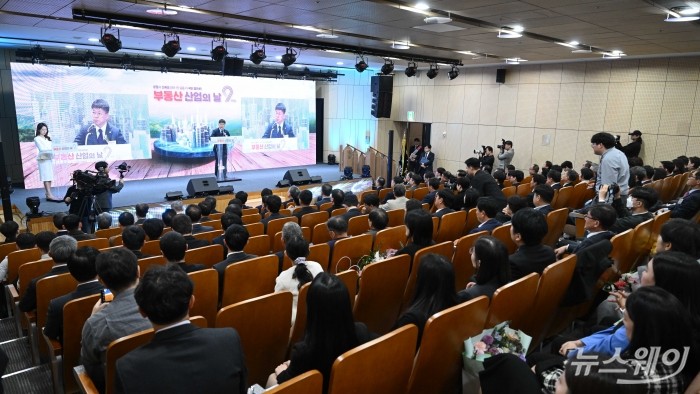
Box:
[394, 253, 458, 345]
[268, 273, 373, 393]
[458, 236, 511, 302]
[34, 122, 57, 200]
[395, 209, 434, 259]
[274, 236, 323, 325]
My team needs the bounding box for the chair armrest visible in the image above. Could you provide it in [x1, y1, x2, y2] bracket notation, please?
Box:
[73, 365, 99, 394]
[5, 284, 18, 301]
[42, 330, 62, 359]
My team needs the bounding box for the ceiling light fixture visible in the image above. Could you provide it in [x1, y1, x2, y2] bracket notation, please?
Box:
[281, 47, 298, 67]
[665, 6, 700, 21]
[448, 65, 459, 80]
[426, 63, 438, 79]
[161, 34, 181, 57]
[405, 61, 417, 77]
[424, 15, 452, 24]
[100, 26, 122, 53]
[498, 26, 523, 38]
[392, 41, 410, 50]
[210, 38, 228, 62]
[316, 29, 339, 39]
[147, 5, 178, 15]
[572, 46, 593, 54]
[249, 43, 266, 64]
[505, 58, 527, 64]
[88, 37, 99, 42]
[355, 55, 368, 73]
[603, 50, 625, 59]
[380, 58, 394, 75]
[415, 2, 430, 10]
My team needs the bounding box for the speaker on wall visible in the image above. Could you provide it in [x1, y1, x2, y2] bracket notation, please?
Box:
[187, 177, 219, 197]
[223, 58, 244, 76]
[496, 69, 506, 84]
[283, 169, 312, 185]
[371, 75, 393, 118]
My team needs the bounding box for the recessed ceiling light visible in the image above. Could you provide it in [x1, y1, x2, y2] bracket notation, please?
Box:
[498, 29, 522, 38]
[325, 49, 342, 53]
[316, 33, 339, 39]
[665, 14, 700, 21]
[88, 37, 99, 42]
[65, 45, 75, 49]
[456, 50, 476, 55]
[603, 50, 625, 59]
[146, 7, 178, 15]
[665, 6, 700, 21]
[227, 38, 251, 43]
[679, 7, 700, 15]
[512, 25, 524, 33]
[294, 25, 322, 32]
[568, 41, 579, 46]
[336, 61, 344, 65]
[392, 41, 410, 49]
[112, 24, 147, 31]
[415, 2, 429, 10]
[505, 58, 527, 64]
[187, 46, 196, 51]
[572, 46, 593, 53]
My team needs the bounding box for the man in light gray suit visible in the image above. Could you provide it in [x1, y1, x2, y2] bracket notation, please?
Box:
[380, 183, 408, 211]
[497, 140, 514, 170]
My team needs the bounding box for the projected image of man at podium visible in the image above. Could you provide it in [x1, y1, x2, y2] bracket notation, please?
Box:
[262, 103, 295, 138]
[211, 119, 230, 178]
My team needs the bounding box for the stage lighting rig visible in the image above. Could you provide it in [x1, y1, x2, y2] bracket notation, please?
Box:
[100, 26, 122, 53]
[380, 58, 394, 75]
[448, 65, 460, 80]
[210, 38, 228, 62]
[355, 55, 368, 73]
[161, 34, 181, 57]
[281, 47, 298, 67]
[249, 43, 266, 64]
[26, 196, 42, 217]
[83, 50, 96, 68]
[426, 63, 439, 79]
[31, 45, 45, 65]
[404, 61, 417, 77]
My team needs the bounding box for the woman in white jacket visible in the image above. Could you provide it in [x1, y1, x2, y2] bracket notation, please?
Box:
[34, 122, 57, 200]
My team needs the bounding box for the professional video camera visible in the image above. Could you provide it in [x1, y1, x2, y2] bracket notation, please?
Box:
[72, 169, 116, 195]
[473, 145, 487, 157]
[115, 161, 131, 179]
[497, 138, 507, 151]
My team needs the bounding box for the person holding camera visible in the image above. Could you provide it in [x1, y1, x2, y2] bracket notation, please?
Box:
[480, 146, 495, 173]
[94, 161, 124, 213]
[614, 130, 643, 161]
[497, 140, 514, 170]
[598, 184, 656, 233]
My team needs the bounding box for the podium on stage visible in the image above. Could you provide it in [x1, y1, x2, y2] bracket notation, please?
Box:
[211, 136, 241, 182]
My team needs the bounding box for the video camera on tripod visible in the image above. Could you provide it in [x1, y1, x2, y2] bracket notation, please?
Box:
[72, 161, 130, 196]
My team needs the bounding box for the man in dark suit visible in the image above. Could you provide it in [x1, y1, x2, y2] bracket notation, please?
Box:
[469, 197, 503, 234]
[422, 178, 440, 207]
[465, 158, 506, 208]
[18, 235, 77, 313]
[121, 226, 152, 260]
[605, 185, 656, 233]
[211, 119, 230, 178]
[115, 265, 247, 394]
[315, 183, 333, 208]
[171, 214, 209, 250]
[546, 170, 562, 190]
[326, 189, 346, 214]
[186, 204, 214, 234]
[260, 195, 289, 233]
[669, 169, 700, 220]
[94, 161, 125, 214]
[532, 184, 554, 216]
[262, 103, 295, 138]
[212, 213, 243, 260]
[509, 208, 556, 280]
[63, 214, 95, 241]
[293, 190, 317, 221]
[417, 144, 435, 176]
[342, 194, 362, 222]
[73, 99, 127, 145]
[134, 203, 149, 225]
[43, 247, 103, 343]
[556, 203, 617, 258]
[213, 225, 257, 296]
[432, 190, 455, 220]
[326, 216, 349, 254]
[159, 232, 205, 273]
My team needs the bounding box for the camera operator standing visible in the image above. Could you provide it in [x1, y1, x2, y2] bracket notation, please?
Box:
[94, 161, 124, 213]
[614, 129, 643, 163]
[497, 140, 514, 170]
[481, 146, 495, 173]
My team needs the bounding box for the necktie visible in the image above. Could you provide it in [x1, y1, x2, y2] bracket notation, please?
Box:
[97, 129, 105, 144]
[278, 125, 282, 136]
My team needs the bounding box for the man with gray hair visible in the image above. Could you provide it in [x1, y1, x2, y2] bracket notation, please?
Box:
[96, 212, 112, 230]
[274, 222, 304, 273]
[171, 200, 184, 214]
[18, 235, 78, 312]
[284, 185, 301, 208]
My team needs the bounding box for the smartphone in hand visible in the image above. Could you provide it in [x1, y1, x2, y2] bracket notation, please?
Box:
[101, 289, 113, 303]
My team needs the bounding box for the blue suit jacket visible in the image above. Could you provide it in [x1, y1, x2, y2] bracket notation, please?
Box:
[670, 189, 700, 220]
[74, 123, 126, 145]
[262, 122, 294, 138]
[469, 218, 502, 234]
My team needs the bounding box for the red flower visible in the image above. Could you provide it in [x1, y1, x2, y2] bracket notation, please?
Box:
[614, 280, 626, 289]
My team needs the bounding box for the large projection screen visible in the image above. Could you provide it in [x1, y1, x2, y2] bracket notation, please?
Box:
[11, 63, 316, 189]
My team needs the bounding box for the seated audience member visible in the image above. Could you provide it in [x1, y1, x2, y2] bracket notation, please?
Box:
[366, 208, 388, 239]
[205, 195, 222, 213]
[43, 247, 103, 344]
[62, 214, 95, 241]
[668, 169, 700, 220]
[186, 204, 214, 234]
[170, 200, 184, 214]
[327, 189, 345, 214]
[275, 237, 324, 325]
[407, 174, 422, 191]
[134, 203, 149, 225]
[652, 167, 667, 181]
[274, 222, 305, 272]
[18, 235, 77, 312]
[315, 184, 332, 207]
[405, 198, 423, 215]
[492, 170, 507, 189]
[260, 195, 288, 232]
[380, 183, 408, 211]
[96, 213, 112, 230]
[228, 191, 245, 210]
[284, 185, 301, 208]
[396, 209, 434, 259]
[451, 177, 469, 205]
[560, 160, 573, 171]
[362, 192, 380, 214]
[373, 176, 386, 191]
[80, 249, 157, 392]
[421, 178, 441, 207]
[528, 164, 539, 176]
[213, 224, 257, 294]
[160, 231, 205, 273]
[561, 169, 579, 188]
[580, 167, 595, 187]
[655, 218, 700, 259]
[457, 236, 510, 302]
[546, 170, 562, 190]
[341, 194, 362, 221]
[225, 203, 244, 218]
[381, 176, 405, 203]
[532, 184, 555, 216]
[292, 190, 317, 221]
[115, 225, 147, 259]
[432, 189, 455, 219]
[117, 212, 135, 227]
[601, 185, 656, 233]
[268, 273, 374, 392]
[555, 204, 617, 258]
[506, 170, 524, 188]
[0, 232, 36, 282]
[35, 231, 56, 260]
[142, 218, 165, 241]
[212, 212, 243, 259]
[198, 201, 213, 222]
[689, 156, 700, 171]
[660, 160, 675, 176]
[496, 195, 528, 223]
[468, 197, 503, 234]
[0, 221, 19, 244]
[171, 214, 209, 250]
[423, 171, 435, 185]
[542, 161, 553, 177]
[53, 213, 68, 235]
[161, 208, 176, 227]
[509, 208, 556, 280]
[326, 216, 349, 253]
[394, 254, 457, 346]
[115, 266, 247, 393]
[259, 189, 275, 217]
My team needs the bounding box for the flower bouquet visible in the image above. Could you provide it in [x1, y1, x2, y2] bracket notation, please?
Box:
[336, 247, 397, 274]
[602, 271, 639, 293]
[461, 321, 532, 392]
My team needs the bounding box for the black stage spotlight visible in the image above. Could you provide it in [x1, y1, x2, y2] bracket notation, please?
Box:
[211, 40, 228, 62]
[31, 45, 45, 65]
[100, 27, 122, 53]
[161, 34, 181, 57]
[249, 44, 266, 64]
[281, 47, 297, 67]
[404, 61, 417, 77]
[26, 196, 42, 217]
[426, 64, 439, 79]
[448, 65, 460, 80]
[380, 58, 394, 75]
[355, 55, 368, 73]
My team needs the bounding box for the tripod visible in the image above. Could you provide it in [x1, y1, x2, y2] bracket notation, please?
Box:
[76, 192, 102, 234]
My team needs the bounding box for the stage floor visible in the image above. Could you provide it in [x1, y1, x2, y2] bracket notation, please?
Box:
[10, 163, 350, 215]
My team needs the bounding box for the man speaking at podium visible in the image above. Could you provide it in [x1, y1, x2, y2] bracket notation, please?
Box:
[262, 103, 295, 138]
[211, 119, 230, 178]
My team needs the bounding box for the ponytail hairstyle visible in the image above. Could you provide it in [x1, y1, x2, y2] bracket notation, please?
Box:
[286, 236, 313, 290]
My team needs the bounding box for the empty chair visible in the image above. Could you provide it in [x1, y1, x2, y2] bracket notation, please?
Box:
[451, 231, 487, 291]
[301, 211, 329, 239]
[435, 210, 467, 243]
[485, 272, 540, 329]
[221, 255, 278, 307]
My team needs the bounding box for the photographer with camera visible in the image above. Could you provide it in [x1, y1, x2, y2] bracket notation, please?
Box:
[94, 161, 125, 213]
[497, 139, 514, 170]
[480, 146, 495, 173]
[597, 184, 656, 233]
[614, 130, 643, 162]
